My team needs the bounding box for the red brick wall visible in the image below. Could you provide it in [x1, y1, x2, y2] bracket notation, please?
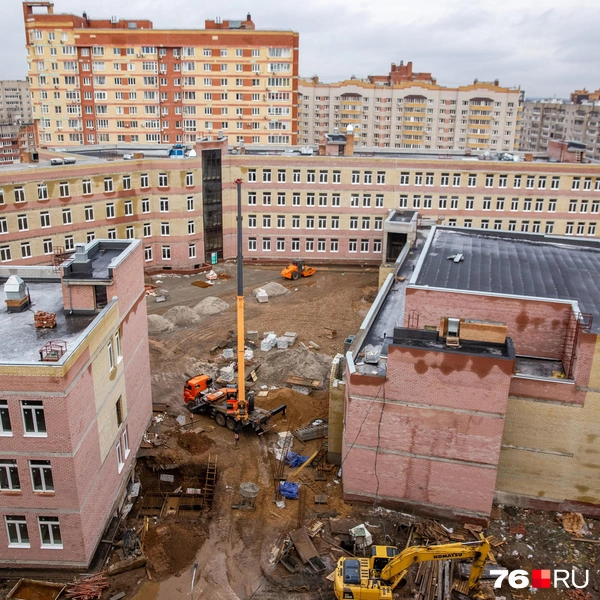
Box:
[343, 345, 513, 517]
[405, 288, 572, 359]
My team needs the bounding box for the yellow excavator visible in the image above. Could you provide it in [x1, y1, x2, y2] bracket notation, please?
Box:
[334, 538, 491, 600]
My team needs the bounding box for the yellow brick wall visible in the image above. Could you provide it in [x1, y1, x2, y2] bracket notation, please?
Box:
[497, 336, 600, 504]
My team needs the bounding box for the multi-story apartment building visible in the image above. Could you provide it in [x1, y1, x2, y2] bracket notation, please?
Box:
[298, 62, 523, 152]
[520, 98, 600, 162]
[0, 122, 36, 165]
[1, 136, 600, 270]
[23, 2, 299, 148]
[0, 80, 32, 123]
[0, 239, 152, 567]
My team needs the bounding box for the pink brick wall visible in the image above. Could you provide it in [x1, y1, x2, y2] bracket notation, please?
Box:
[343, 344, 513, 517]
[61, 283, 96, 312]
[405, 288, 572, 359]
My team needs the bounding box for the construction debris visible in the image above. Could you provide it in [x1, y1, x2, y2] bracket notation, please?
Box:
[106, 556, 147, 576]
[6, 579, 65, 600]
[34, 310, 57, 328]
[64, 574, 109, 599]
[562, 512, 586, 535]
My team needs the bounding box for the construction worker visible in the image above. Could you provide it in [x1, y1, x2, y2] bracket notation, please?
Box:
[234, 432, 239, 449]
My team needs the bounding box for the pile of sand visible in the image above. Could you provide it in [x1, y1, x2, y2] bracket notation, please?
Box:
[147, 314, 176, 334]
[253, 281, 289, 297]
[163, 305, 202, 327]
[194, 296, 230, 316]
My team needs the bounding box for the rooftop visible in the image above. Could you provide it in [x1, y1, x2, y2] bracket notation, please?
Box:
[0, 279, 95, 364]
[415, 227, 600, 332]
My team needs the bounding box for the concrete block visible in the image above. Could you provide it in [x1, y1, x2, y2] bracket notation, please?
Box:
[247, 330, 259, 340]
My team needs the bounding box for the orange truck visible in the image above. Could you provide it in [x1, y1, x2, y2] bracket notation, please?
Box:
[183, 375, 286, 433]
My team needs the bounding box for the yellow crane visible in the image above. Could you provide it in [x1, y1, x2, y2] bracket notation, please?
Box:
[334, 538, 491, 600]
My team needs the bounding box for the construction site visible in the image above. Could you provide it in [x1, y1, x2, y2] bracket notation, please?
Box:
[3, 241, 600, 600]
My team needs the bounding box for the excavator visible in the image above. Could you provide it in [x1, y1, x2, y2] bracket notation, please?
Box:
[281, 260, 316, 280]
[334, 538, 491, 600]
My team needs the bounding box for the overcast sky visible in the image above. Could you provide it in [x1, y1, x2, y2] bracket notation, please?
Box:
[4, 0, 600, 98]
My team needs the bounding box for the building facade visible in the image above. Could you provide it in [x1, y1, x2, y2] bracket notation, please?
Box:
[342, 227, 600, 519]
[520, 98, 600, 162]
[0, 239, 152, 567]
[2, 138, 600, 270]
[299, 63, 523, 152]
[0, 80, 32, 123]
[23, 2, 299, 148]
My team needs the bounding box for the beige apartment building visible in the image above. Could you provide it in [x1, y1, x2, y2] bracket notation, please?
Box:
[520, 98, 600, 162]
[299, 62, 523, 152]
[0, 80, 32, 124]
[23, 2, 298, 147]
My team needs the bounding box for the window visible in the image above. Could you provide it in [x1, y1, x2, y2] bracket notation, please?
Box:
[160, 198, 169, 212]
[263, 238, 271, 251]
[361, 217, 370, 230]
[569, 200, 577, 213]
[467, 174, 476, 187]
[577, 222, 585, 236]
[262, 193, 271, 206]
[496, 198, 505, 211]
[414, 173, 423, 186]
[40, 211, 51, 228]
[332, 171, 341, 184]
[82, 179, 92, 195]
[58, 181, 69, 198]
[247, 192, 257, 206]
[38, 516, 62, 548]
[523, 199, 532, 212]
[306, 194, 315, 207]
[277, 169, 287, 183]
[400, 172, 409, 185]
[248, 238, 257, 251]
[348, 239, 357, 253]
[6, 516, 29, 548]
[364, 171, 373, 184]
[63, 209, 73, 225]
[262, 170, 272, 183]
[306, 170, 316, 184]
[162, 245, 171, 260]
[499, 175, 507, 188]
[161, 222, 170, 236]
[551, 176, 560, 190]
[14, 187, 25, 203]
[123, 200, 133, 216]
[589, 223, 596, 236]
[142, 198, 150, 214]
[305, 238, 314, 252]
[122, 174, 132, 190]
[0, 461, 19, 490]
[592, 201, 600, 214]
[141, 173, 150, 188]
[494, 219, 502, 230]
[452, 173, 461, 187]
[572, 177, 580, 191]
[465, 198, 474, 210]
[21, 401, 46, 436]
[513, 175, 521, 189]
[521, 221, 529, 233]
[399, 195, 408, 208]
[0, 401, 11, 435]
[106, 203, 115, 219]
[30, 460, 54, 492]
[526, 176, 535, 189]
[159, 173, 168, 187]
[103, 177, 113, 193]
[306, 216, 315, 229]
[349, 216, 358, 230]
[482, 198, 491, 211]
[37, 183, 48, 201]
[17, 214, 28, 231]
[262, 215, 271, 228]
[65, 236, 74, 251]
[508, 220, 516, 232]
[84, 205, 94, 221]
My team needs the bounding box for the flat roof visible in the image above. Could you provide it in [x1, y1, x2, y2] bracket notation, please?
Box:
[415, 227, 600, 332]
[0, 281, 95, 364]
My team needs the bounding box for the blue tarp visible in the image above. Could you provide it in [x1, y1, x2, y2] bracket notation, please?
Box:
[286, 451, 309, 468]
[280, 481, 299, 499]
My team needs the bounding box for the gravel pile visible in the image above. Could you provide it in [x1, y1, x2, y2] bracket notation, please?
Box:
[163, 305, 202, 327]
[253, 281, 289, 297]
[147, 314, 176, 334]
[194, 296, 230, 316]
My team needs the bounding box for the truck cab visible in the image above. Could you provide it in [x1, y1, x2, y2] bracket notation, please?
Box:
[183, 374, 213, 403]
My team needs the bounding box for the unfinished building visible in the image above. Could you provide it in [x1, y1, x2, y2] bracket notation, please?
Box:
[342, 227, 600, 520]
[0, 239, 152, 568]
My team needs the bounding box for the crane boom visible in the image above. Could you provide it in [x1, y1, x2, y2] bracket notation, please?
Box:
[235, 178, 248, 421]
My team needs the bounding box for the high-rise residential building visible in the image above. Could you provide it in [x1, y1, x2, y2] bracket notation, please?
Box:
[0, 238, 152, 567]
[520, 98, 600, 162]
[298, 62, 523, 152]
[23, 2, 299, 147]
[0, 80, 32, 124]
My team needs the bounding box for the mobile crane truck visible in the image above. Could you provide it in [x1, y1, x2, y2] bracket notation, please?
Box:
[183, 179, 286, 433]
[334, 538, 491, 599]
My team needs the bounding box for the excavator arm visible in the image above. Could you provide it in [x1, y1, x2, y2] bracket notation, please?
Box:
[381, 539, 491, 591]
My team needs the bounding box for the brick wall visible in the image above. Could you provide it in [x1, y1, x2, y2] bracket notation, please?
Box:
[343, 344, 514, 517]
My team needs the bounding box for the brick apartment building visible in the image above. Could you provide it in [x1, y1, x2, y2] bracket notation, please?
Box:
[341, 227, 600, 519]
[23, 1, 299, 147]
[1, 135, 600, 270]
[299, 62, 523, 151]
[0, 238, 152, 567]
[0, 80, 32, 124]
